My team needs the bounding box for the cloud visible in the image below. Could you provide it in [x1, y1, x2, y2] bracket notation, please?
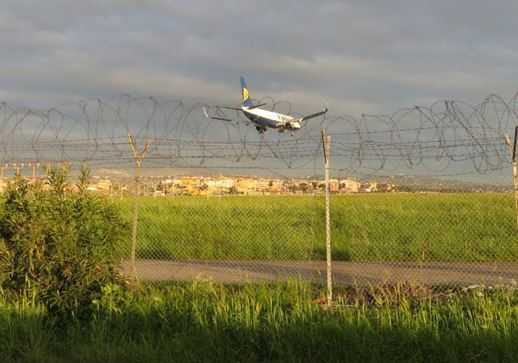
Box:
[1, 0, 517, 117]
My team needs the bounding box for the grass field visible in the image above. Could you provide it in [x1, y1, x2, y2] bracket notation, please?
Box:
[115, 193, 518, 262]
[1, 281, 517, 362]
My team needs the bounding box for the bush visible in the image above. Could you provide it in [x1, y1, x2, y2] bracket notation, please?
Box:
[0, 164, 128, 320]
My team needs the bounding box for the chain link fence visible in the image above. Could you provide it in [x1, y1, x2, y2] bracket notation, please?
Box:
[1, 93, 518, 291]
[116, 168, 518, 288]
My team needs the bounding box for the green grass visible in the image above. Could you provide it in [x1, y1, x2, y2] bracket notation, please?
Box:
[1, 281, 517, 362]
[115, 193, 518, 262]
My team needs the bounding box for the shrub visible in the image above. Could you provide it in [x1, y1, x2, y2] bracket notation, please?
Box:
[0, 164, 128, 320]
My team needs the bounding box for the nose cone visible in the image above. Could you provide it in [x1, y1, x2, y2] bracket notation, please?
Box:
[291, 121, 301, 129]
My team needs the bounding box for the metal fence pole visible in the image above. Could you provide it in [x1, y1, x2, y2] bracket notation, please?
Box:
[322, 130, 332, 306]
[128, 133, 150, 284]
[504, 126, 518, 230]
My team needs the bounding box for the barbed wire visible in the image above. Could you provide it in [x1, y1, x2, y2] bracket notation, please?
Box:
[0, 92, 517, 175]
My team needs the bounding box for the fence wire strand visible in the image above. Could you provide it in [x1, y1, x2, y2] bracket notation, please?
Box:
[0, 92, 517, 173]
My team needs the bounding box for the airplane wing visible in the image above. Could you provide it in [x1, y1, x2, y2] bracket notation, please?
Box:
[203, 102, 267, 122]
[211, 116, 233, 121]
[298, 104, 328, 123]
[202, 105, 233, 121]
[217, 106, 242, 111]
[243, 102, 267, 110]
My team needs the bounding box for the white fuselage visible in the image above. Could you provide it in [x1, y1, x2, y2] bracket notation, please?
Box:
[241, 107, 301, 131]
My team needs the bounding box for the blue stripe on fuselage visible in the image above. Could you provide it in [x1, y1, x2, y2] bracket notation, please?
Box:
[242, 110, 279, 128]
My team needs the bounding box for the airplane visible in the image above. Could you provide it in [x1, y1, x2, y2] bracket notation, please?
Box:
[204, 76, 328, 134]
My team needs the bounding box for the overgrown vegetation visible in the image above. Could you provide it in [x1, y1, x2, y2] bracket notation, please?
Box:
[0, 164, 127, 320]
[114, 193, 518, 262]
[0, 177, 516, 361]
[0, 281, 517, 362]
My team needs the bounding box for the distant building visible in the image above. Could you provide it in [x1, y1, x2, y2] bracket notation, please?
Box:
[234, 178, 257, 194]
[377, 183, 395, 192]
[297, 181, 313, 194]
[0, 172, 402, 196]
[256, 178, 270, 192]
[216, 177, 234, 189]
[268, 179, 284, 194]
[153, 190, 165, 197]
[361, 181, 378, 193]
[340, 179, 360, 193]
[205, 178, 234, 194]
[96, 179, 112, 194]
[330, 179, 340, 193]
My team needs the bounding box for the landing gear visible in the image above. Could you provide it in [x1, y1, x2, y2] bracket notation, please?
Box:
[256, 126, 267, 134]
[278, 125, 294, 136]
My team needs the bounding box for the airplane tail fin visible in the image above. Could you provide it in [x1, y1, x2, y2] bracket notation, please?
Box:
[240, 76, 254, 107]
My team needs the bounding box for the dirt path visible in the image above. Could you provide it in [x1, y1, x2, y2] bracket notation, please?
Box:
[122, 259, 518, 286]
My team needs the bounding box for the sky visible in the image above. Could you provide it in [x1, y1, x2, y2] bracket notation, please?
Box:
[1, 0, 518, 116]
[1, 0, 517, 183]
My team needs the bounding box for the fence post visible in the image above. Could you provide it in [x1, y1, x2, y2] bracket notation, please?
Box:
[128, 133, 150, 284]
[504, 127, 518, 230]
[321, 130, 332, 306]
